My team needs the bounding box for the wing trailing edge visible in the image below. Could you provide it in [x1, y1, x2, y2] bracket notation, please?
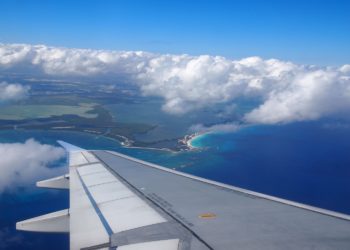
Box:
[16, 209, 69, 233]
[36, 174, 69, 189]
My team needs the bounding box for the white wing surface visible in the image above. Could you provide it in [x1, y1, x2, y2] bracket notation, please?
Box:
[17, 141, 350, 250]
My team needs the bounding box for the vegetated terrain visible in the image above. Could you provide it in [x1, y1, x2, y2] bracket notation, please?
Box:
[0, 75, 185, 149]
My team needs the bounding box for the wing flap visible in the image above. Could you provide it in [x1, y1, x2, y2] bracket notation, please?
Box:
[117, 239, 180, 250]
[75, 159, 167, 235]
[16, 209, 69, 233]
[63, 142, 180, 249]
[69, 165, 110, 249]
[36, 174, 69, 189]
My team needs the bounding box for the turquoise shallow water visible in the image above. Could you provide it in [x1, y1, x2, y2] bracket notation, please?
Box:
[1, 122, 350, 249]
[189, 134, 208, 148]
[189, 123, 350, 214]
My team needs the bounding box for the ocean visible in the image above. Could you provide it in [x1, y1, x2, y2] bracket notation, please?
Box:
[1, 121, 350, 249]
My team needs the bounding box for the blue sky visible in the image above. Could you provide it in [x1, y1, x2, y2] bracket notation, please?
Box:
[0, 0, 349, 65]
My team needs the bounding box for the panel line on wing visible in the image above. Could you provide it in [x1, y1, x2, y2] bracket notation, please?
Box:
[92, 152, 214, 250]
[77, 170, 114, 236]
[104, 150, 350, 222]
[78, 170, 107, 177]
[86, 180, 119, 188]
[97, 195, 136, 206]
[76, 161, 168, 236]
[80, 242, 111, 250]
[69, 165, 110, 249]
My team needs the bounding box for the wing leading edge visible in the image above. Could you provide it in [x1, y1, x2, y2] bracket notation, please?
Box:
[17, 141, 350, 250]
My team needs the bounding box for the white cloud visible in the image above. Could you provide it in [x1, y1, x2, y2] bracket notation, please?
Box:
[0, 43, 150, 76]
[0, 82, 29, 102]
[190, 122, 240, 134]
[0, 139, 65, 192]
[0, 43, 350, 124]
[244, 69, 350, 124]
[340, 64, 350, 73]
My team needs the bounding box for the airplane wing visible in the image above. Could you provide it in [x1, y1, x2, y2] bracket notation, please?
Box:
[17, 141, 350, 249]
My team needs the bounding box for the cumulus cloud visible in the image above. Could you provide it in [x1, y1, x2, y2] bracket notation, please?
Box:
[0, 43, 350, 124]
[244, 70, 350, 124]
[0, 43, 151, 76]
[0, 139, 65, 192]
[0, 82, 29, 102]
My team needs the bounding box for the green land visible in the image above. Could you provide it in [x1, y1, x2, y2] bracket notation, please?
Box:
[0, 103, 97, 120]
[0, 79, 192, 151]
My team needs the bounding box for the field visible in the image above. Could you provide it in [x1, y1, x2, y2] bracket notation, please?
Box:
[0, 103, 97, 120]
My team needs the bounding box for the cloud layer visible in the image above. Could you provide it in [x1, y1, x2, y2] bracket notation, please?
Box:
[1, 43, 349, 124]
[0, 82, 29, 102]
[190, 122, 240, 134]
[0, 139, 65, 192]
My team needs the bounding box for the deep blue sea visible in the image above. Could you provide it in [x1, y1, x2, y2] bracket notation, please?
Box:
[1, 122, 350, 249]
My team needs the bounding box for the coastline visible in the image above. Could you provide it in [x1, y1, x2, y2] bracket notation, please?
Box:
[3, 123, 208, 153]
[179, 132, 208, 150]
[95, 130, 202, 153]
[3, 127, 183, 153]
[0, 104, 201, 153]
